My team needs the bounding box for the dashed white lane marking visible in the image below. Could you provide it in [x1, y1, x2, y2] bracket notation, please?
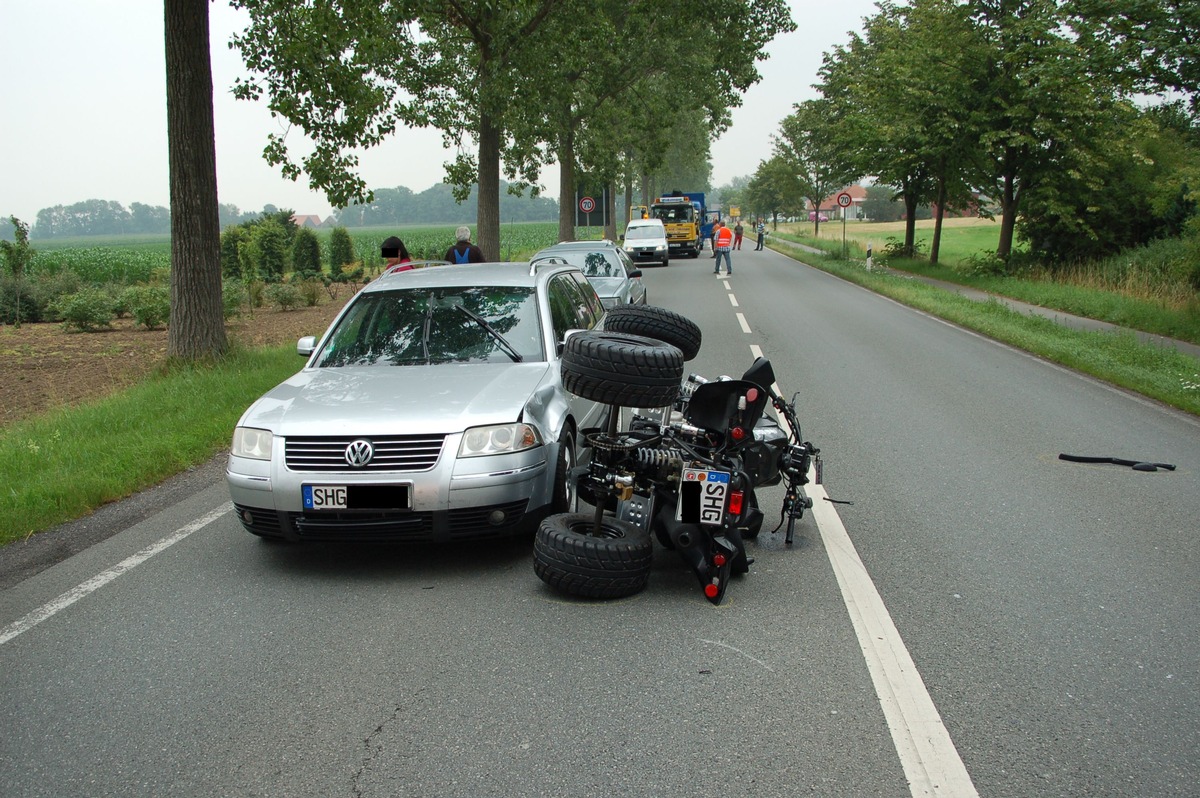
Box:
[0, 503, 232, 647]
[747, 342, 978, 797]
[736, 312, 752, 334]
[728, 293, 739, 307]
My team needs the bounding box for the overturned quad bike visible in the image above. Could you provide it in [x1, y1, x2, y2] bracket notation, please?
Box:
[533, 305, 821, 605]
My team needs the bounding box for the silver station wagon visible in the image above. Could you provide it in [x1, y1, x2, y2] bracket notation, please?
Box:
[226, 261, 608, 542]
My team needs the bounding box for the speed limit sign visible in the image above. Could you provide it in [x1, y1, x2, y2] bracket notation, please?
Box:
[836, 192, 852, 208]
[579, 196, 596, 213]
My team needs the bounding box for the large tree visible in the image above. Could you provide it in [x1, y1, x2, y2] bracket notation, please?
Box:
[1068, 0, 1200, 115]
[774, 100, 860, 238]
[964, 0, 1124, 259]
[231, 0, 793, 253]
[232, 0, 569, 260]
[165, 0, 228, 361]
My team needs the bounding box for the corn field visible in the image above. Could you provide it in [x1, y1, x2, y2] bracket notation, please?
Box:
[24, 223, 563, 285]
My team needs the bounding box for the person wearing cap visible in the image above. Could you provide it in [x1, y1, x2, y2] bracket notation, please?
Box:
[444, 226, 486, 264]
[381, 236, 413, 274]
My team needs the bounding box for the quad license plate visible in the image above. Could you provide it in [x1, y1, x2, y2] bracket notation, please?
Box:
[677, 468, 729, 526]
[302, 484, 410, 511]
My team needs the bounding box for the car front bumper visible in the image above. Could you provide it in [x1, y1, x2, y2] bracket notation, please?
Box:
[227, 433, 553, 542]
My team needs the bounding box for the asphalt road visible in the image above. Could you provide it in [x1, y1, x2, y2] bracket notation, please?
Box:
[2, 246, 1197, 797]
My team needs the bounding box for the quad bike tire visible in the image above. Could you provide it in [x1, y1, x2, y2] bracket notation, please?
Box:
[603, 305, 702, 362]
[561, 331, 683, 408]
[534, 513, 653, 599]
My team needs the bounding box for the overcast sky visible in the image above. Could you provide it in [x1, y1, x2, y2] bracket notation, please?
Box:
[0, 0, 879, 223]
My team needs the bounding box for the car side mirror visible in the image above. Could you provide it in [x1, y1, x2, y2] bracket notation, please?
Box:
[629, 269, 643, 279]
[297, 336, 317, 357]
[557, 328, 585, 356]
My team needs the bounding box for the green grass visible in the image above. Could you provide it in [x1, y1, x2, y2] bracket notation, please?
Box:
[775, 219, 1200, 346]
[0, 345, 302, 545]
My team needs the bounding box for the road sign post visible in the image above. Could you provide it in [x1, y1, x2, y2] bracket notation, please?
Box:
[836, 192, 852, 260]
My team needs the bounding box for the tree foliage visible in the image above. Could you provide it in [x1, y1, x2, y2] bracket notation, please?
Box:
[229, 0, 795, 255]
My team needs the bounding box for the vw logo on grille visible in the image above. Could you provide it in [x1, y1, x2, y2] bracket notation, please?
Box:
[344, 439, 375, 468]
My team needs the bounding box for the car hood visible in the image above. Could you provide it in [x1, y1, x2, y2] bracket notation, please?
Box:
[238, 361, 555, 436]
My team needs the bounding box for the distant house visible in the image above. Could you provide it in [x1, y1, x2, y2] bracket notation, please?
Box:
[807, 185, 868, 220]
[291, 214, 325, 228]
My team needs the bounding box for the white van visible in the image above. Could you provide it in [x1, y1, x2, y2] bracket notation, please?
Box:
[621, 218, 670, 268]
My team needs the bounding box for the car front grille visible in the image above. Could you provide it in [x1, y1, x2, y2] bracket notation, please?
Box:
[285, 434, 446, 472]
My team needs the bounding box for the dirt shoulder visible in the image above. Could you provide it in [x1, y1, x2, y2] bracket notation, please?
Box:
[0, 297, 352, 588]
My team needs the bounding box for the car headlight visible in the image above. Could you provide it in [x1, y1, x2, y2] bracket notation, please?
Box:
[458, 423, 542, 457]
[232, 427, 273, 460]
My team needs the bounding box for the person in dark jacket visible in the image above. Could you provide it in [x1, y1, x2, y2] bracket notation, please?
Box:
[444, 226, 486, 264]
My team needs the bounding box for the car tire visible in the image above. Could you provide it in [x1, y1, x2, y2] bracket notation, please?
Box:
[561, 331, 684, 408]
[552, 427, 577, 514]
[533, 512, 653, 599]
[602, 304, 702, 361]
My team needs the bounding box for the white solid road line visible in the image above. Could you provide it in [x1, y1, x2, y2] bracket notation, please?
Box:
[0, 503, 232, 647]
[747, 343, 978, 797]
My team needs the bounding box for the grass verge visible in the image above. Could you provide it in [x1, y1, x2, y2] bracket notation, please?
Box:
[0, 345, 301, 546]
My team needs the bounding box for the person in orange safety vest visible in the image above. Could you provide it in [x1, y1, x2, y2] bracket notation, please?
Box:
[712, 220, 734, 275]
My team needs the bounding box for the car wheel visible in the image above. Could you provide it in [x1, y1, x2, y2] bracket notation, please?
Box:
[561, 331, 684, 408]
[602, 304, 702, 361]
[533, 512, 653, 599]
[552, 427, 577, 514]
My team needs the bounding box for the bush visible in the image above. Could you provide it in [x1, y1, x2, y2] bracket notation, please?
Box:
[0, 276, 41, 324]
[120, 284, 171, 330]
[264, 282, 303, 311]
[222, 280, 244, 319]
[27, 270, 83, 322]
[290, 274, 323, 307]
[220, 227, 249, 279]
[292, 228, 323, 277]
[52, 287, 115, 332]
[329, 226, 356, 273]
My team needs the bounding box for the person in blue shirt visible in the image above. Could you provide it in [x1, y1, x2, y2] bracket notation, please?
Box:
[700, 218, 715, 257]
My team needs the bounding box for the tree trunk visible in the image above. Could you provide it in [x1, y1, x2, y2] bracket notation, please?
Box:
[930, 174, 947, 265]
[557, 131, 576, 243]
[476, 112, 501, 260]
[165, 0, 227, 362]
[903, 190, 919, 258]
[997, 171, 1017, 260]
[603, 181, 618, 242]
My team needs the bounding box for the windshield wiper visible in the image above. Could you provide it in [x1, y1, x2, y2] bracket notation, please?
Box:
[421, 293, 434, 363]
[453, 304, 524, 362]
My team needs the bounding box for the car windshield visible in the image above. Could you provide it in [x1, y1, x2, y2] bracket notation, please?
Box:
[314, 286, 544, 367]
[625, 227, 664, 241]
[653, 205, 693, 223]
[546, 251, 623, 278]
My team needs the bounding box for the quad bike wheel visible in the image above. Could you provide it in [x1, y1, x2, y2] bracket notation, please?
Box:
[561, 331, 683, 408]
[603, 304, 702, 361]
[534, 513, 653, 599]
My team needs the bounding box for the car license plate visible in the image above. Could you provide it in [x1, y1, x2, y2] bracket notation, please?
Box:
[303, 485, 347, 510]
[677, 468, 729, 525]
[302, 484, 411, 511]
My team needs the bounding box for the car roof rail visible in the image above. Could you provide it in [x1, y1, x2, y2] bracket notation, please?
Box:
[529, 256, 570, 275]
